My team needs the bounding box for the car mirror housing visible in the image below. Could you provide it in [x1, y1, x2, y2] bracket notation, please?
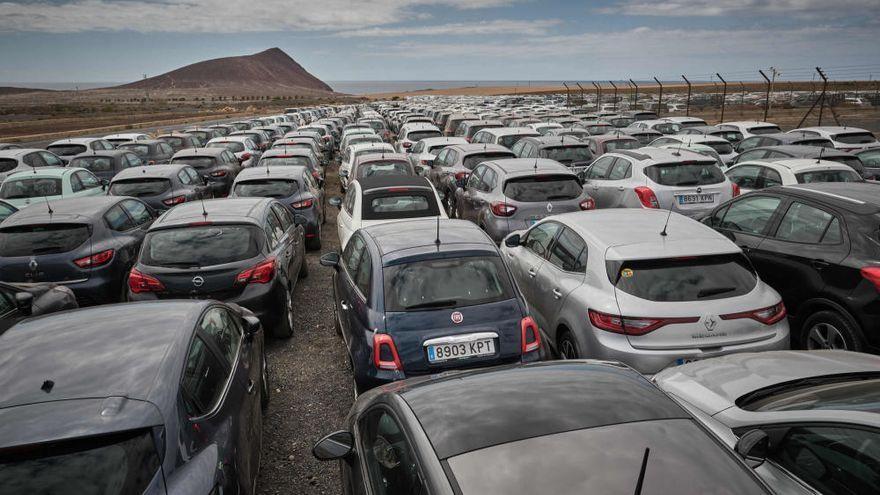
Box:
[328, 196, 343, 208]
[14, 292, 34, 316]
[243, 315, 261, 338]
[320, 252, 341, 268]
[504, 233, 522, 248]
[312, 430, 354, 461]
[735, 429, 769, 468]
[339, 169, 349, 177]
[293, 214, 308, 226]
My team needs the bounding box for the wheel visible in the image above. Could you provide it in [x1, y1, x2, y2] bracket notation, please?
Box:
[558, 330, 580, 360]
[271, 289, 294, 339]
[260, 349, 270, 412]
[298, 256, 309, 279]
[801, 310, 864, 351]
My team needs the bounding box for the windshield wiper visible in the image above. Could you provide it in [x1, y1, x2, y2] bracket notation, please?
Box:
[405, 299, 458, 310]
[697, 286, 737, 298]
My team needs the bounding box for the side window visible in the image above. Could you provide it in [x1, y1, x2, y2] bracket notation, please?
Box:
[547, 227, 588, 272]
[40, 152, 64, 167]
[738, 136, 763, 151]
[774, 202, 841, 244]
[90, 141, 102, 151]
[70, 173, 84, 192]
[125, 153, 143, 167]
[510, 140, 526, 156]
[186, 167, 202, 184]
[704, 204, 731, 228]
[271, 204, 293, 231]
[738, 150, 768, 162]
[761, 167, 783, 188]
[23, 152, 47, 168]
[199, 307, 242, 364]
[434, 149, 449, 167]
[343, 235, 366, 279]
[77, 171, 101, 189]
[360, 409, 425, 495]
[719, 196, 782, 235]
[177, 169, 192, 185]
[445, 150, 458, 166]
[160, 143, 174, 156]
[354, 250, 372, 299]
[480, 168, 497, 192]
[607, 159, 631, 180]
[0, 288, 15, 316]
[727, 165, 763, 189]
[524, 221, 562, 258]
[467, 165, 485, 189]
[181, 336, 228, 417]
[588, 156, 615, 180]
[104, 204, 136, 231]
[343, 187, 356, 214]
[267, 209, 286, 241]
[121, 199, 153, 226]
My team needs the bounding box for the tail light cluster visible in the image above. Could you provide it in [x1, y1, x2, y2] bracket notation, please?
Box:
[579, 198, 596, 210]
[240, 153, 252, 162]
[731, 183, 741, 197]
[373, 333, 402, 371]
[236, 257, 276, 285]
[163, 195, 186, 207]
[73, 249, 114, 268]
[292, 199, 314, 209]
[454, 171, 470, 185]
[588, 309, 698, 336]
[402, 141, 412, 148]
[521, 316, 541, 353]
[634, 187, 660, 209]
[491, 202, 517, 217]
[860, 267, 880, 292]
[210, 170, 228, 177]
[129, 268, 165, 293]
[720, 303, 786, 325]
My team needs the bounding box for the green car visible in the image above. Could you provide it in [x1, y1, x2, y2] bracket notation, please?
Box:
[0, 167, 107, 209]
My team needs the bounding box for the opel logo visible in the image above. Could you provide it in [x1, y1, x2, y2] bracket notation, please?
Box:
[704, 316, 717, 332]
[192, 276, 205, 288]
[451, 311, 463, 324]
[546, 203, 553, 213]
[28, 257, 38, 272]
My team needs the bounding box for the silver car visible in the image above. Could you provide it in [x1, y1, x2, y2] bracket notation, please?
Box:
[583, 147, 736, 218]
[654, 350, 880, 494]
[0, 148, 66, 183]
[454, 158, 594, 243]
[500, 209, 790, 374]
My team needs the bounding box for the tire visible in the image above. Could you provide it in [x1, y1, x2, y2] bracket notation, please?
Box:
[260, 349, 270, 413]
[298, 256, 309, 279]
[271, 289, 294, 339]
[558, 330, 580, 360]
[801, 310, 864, 351]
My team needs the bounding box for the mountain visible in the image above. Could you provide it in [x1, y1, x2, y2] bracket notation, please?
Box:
[115, 48, 333, 94]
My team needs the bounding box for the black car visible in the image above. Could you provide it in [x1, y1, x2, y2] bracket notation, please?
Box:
[127, 198, 307, 338]
[109, 164, 212, 211]
[207, 124, 236, 137]
[183, 127, 222, 146]
[320, 219, 543, 394]
[703, 182, 880, 352]
[0, 300, 267, 494]
[0, 196, 155, 305]
[170, 147, 242, 197]
[312, 361, 772, 495]
[0, 281, 77, 334]
[118, 139, 175, 165]
[68, 149, 145, 182]
[732, 144, 867, 177]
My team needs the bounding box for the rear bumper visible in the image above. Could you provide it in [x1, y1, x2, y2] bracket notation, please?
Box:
[66, 274, 121, 306]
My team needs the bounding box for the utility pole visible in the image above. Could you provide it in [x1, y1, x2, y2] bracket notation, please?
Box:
[682, 75, 692, 116]
[716, 73, 728, 123]
[629, 79, 639, 109]
[767, 67, 779, 114]
[759, 70, 771, 121]
[609, 81, 618, 112]
[592, 81, 602, 111]
[653, 77, 663, 116]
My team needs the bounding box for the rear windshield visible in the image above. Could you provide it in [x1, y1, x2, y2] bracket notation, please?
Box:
[46, 144, 87, 156]
[833, 132, 876, 144]
[0, 428, 161, 495]
[833, 156, 865, 173]
[587, 125, 612, 134]
[796, 139, 833, 148]
[406, 130, 442, 142]
[160, 137, 185, 147]
[706, 142, 734, 155]
[357, 161, 410, 179]
[69, 156, 115, 172]
[0, 178, 62, 199]
[462, 152, 515, 170]
[503, 175, 583, 202]
[119, 144, 151, 156]
[233, 179, 299, 198]
[796, 170, 862, 184]
[713, 130, 743, 142]
[260, 156, 311, 167]
[0, 223, 90, 256]
[748, 125, 782, 135]
[384, 255, 513, 311]
[207, 142, 244, 153]
[739, 375, 880, 413]
[645, 162, 725, 186]
[143, 224, 261, 267]
[604, 139, 640, 151]
[0, 159, 17, 174]
[540, 146, 591, 163]
[366, 121, 387, 132]
[171, 157, 216, 169]
[362, 191, 440, 220]
[653, 123, 681, 134]
[109, 179, 170, 197]
[499, 134, 533, 148]
[609, 253, 757, 302]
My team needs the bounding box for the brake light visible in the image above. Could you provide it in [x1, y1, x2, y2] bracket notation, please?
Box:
[579, 198, 595, 210]
[521, 316, 541, 353]
[163, 195, 186, 206]
[588, 309, 699, 336]
[210, 170, 228, 177]
[373, 333, 402, 371]
[420, 160, 431, 166]
[732, 182, 741, 197]
[73, 249, 114, 268]
[491, 201, 517, 217]
[402, 141, 412, 148]
[128, 268, 165, 293]
[312, 170, 321, 179]
[147, 160, 156, 165]
[322, 135, 331, 141]
[454, 171, 470, 181]
[634, 186, 660, 208]
[861, 267, 880, 292]
[720, 302, 786, 325]
[291, 198, 314, 209]
[236, 257, 276, 285]
[240, 152, 252, 161]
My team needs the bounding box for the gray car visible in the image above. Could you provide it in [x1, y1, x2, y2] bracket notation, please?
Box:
[46, 137, 115, 163]
[455, 158, 594, 243]
[654, 350, 880, 494]
[427, 143, 515, 215]
[109, 164, 211, 211]
[117, 139, 175, 165]
[169, 147, 242, 197]
[510, 136, 593, 176]
[68, 149, 145, 182]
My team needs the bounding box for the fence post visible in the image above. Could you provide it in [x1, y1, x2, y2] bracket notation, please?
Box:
[609, 81, 618, 112]
[653, 77, 663, 116]
[629, 79, 639, 109]
[563, 82, 570, 107]
[740, 81, 746, 116]
[716, 73, 728, 123]
[759, 70, 771, 121]
[816, 67, 828, 126]
[592, 81, 601, 111]
[682, 75, 692, 116]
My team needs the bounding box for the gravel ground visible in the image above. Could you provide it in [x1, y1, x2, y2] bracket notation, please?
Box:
[257, 163, 350, 494]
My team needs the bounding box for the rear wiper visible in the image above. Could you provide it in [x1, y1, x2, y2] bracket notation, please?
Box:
[405, 299, 458, 310]
[159, 262, 201, 268]
[546, 195, 575, 200]
[697, 286, 737, 298]
[31, 246, 66, 255]
[674, 180, 700, 186]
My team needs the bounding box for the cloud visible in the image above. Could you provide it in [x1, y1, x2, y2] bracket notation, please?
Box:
[0, 0, 522, 33]
[338, 19, 561, 38]
[596, 0, 877, 17]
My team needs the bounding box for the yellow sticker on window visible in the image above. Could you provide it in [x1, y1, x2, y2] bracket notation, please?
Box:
[621, 268, 634, 278]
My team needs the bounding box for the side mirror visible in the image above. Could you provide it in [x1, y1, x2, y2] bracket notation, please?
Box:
[735, 429, 769, 468]
[504, 233, 522, 248]
[312, 430, 353, 461]
[339, 169, 349, 178]
[329, 196, 343, 208]
[15, 292, 34, 316]
[293, 214, 307, 226]
[320, 252, 340, 268]
[243, 315, 261, 338]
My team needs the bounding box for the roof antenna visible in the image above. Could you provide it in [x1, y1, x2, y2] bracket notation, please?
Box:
[817, 146, 825, 164]
[434, 215, 441, 247]
[200, 196, 208, 220]
[44, 196, 54, 216]
[672, 142, 682, 157]
[660, 199, 674, 237]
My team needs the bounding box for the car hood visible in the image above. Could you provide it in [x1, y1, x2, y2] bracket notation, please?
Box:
[653, 350, 880, 416]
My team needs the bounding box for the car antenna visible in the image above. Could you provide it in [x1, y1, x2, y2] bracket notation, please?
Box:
[434, 215, 441, 247]
[200, 195, 208, 220]
[817, 146, 825, 164]
[44, 196, 53, 216]
[672, 142, 682, 157]
[633, 447, 650, 495]
[660, 198, 674, 237]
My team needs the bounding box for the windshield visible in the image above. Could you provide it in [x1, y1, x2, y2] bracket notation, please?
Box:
[604, 139, 641, 151]
[504, 175, 582, 202]
[748, 125, 782, 135]
[0, 428, 161, 495]
[358, 161, 411, 179]
[714, 130, 743, 143]
[207, 142, 244, 153]
[171, 157, 216, 169]
[384, 256, 513, 311]
[109, 179, 170, 197]
[233, 179, 299, 198]
[46, 144, 87, 156]
[540, 146, 591, 163]
[796, 170, 862, 184]
[739, 375, 880, 413]
[260, 156, 311, 167]
[70, 156, 114, 172]
[143, 224, 261, 267]
[609, 253, 757, 302]
[0, 223, 90, 256]
[462, 152, 514, 170]
[834, 132, 876, 144]
[0, 178, 62, 199]
[362, 191, 439, 220]
[645, 162, 725, 186]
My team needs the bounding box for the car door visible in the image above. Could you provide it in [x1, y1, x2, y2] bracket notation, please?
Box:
[472, 166, 496, 225]
[271, 203, 302, 281]
[339, 234, 372, 369]
[356, 406, 427, 495]
[532, 226, 587, 332]
[459, 164, 486, 222]
[603, 157, 633, 208]
[337, 186, 358, 248]
[582, 155, 615, 207]
[117, 198, 154, 270]
[266, 206, 294, 290]
[509, 221, 562, 309]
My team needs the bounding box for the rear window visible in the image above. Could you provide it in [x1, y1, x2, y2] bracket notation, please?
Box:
[46, 144, 87, 156]
[833, 132, 876, 144]
[366, 121, 386, 132]
[608, 253, 757, 302]
[586, 125, 612, 134]
[160, 137, 184, 147]
[0, 428, 161, 495]
[233, 179, 299, 198]
[503, 175, 582, 202]
[260, 156, 311, 167]
[406, 130, 442, 142]
[748, 125, 782, 135]
[796, 139, 833, 148]
[109, 179, 170, 197]
[833, 156, 865, 173]
[499, 134, 534, 148]
[0, 159, 18, 173]
[645, 162, 725, 186]
[0, 178, 62, 199]
[604, 139, 640, 151]
[357, 161, 411, 179]
[462, 152, 515, 170]
[70, 156, 115, 172]
[119, 144, 150, 156]
[384, 256, 513, 311]
[540, 146, 591, 163]
[653, 123, 681, 134]
[171, 157, 216, 169]
[796, 170, 862, 184]
[706, 142, 734, 155]
[714, 130, 743, 142]
[739, 375, 880, 413]
[143, 224, 261, 267]
[207, 142, 244, 153]
[362, 191, 440, 220]
[0, 223, 90, 256]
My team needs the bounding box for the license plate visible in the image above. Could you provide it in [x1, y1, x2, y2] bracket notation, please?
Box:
[427, 339, 495, 363]
[677, 193, 714, 205]
[675, 357, 701, 366]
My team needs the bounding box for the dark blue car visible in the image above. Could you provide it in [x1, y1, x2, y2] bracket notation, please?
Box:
[320, 218, 544, 394]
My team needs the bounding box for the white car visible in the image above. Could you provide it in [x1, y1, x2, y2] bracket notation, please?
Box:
[662, 116, 707, 128]
[726, 159, 862, 193]
[651, 134, 738, 165]
[407, 136, 468, 175]
[527, 122, 564, 135]
[104, 133, 151, 147]
[718, 121, 783, 139]
[205, 136, 261, 167]
[470, 127, 541, 149]
[339, 142, 395, 191]
[396, 122, 443, 153]
[331, 175, 447, 249]
[786, 126, 879, 153]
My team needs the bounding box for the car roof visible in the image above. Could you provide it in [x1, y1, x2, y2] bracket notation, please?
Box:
[119, 139, 163, 146]
[208, 136, 250, 144]
[0, 196, 121, 227]
[7, 167, 76, 179]
[172, 147, 226, 158]
[445, 143, 512, 154]
[589, 134, 638, 143]
[520, 136, 588, 147]
[153, 197, 271, 228]
[393, 361, 688, 459]
[357, 152, 409, 163]
[262, 148, 313, 158]
[611, 146, 713, 163]
[795, 126, 871, 134]
[746, 145, 852, 157]
[69, 149, 132, 159]
[739, 159, 852, 172]
[401, 122, 440, 131]
[481, 127, 540, 136]
[47, 137, 102, 145]
[363, 218, 496, 263]
[236, 166, 306, 181]
[112, 164, 190, 180]
[417, 136, 468, 146]
[775, 182, 880, 214]
[358, 175, 432, 192]
[486, 158, 571, 175]
[0, 148, 45, 159]
[667, 134, 728, 144]
[348, 142, 394, 152]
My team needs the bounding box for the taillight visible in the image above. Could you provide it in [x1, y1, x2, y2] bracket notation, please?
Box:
[491, 201, 517, 217]
[521, 316, 541, 353]
[402, 141, 412, 148]
[147, 160, 156, 165]
[720, 302, 786, 325]
[732, 182, 741, 197]
[373, 333, 402, 371]
[292, 198, 314, 209]
[128, 268, 165, 293]
[236, 257, 276, 285]
[210, 170, 228, 177]
[73, 249, 114, 268]
[634, 186, 660, 208]
[861, 267, 880, 292]
[163, 195, 186, 206]
[579, 198, 595, 210]
[454, 171, 470, 182]
[312, 170, 321, 179]
[240, 152, 252, 161]
[588, 309, 699, 336]
[420, 160, 431, 166]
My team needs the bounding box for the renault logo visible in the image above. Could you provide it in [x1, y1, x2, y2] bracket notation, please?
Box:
[192, 276, 205, 287]
[546, 203, 553, 213]
[28, 257, 38, 272]
[704, 316, 717, 331]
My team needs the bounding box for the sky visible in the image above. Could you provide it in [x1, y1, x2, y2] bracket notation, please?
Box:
[0, 0, 878, 85]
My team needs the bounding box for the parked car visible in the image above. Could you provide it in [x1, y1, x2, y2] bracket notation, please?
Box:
[0, 148, 66, 183]
[510, 136, 593, 175]
[0, 143, 22, 150]
[313, 360, 773, 494]
[46, 137, 114, 163]
[67, 149, 145, 182]
[397, 123, 443, 153]
[103, 132, 151, 147]
[655, 350, 880, 494]
[0, 281, 77, 334]
[702, 182, 880, 350]
[117, 139, 175, 165]
[545, 127, 592, 140]
[0, 196, 155, 305]
[350, 152, 415, 181]
[628, 119, 683, 135]
[169, 147, 242, 197]
[320, 219, 544, 394]
[0, 167, 107, 209]
[736, 132, 833, 154]
[205, 136, 261, 167]
[127, 198, 307, 338]
[651, 134, 738, 165]
[427, 143, 515, 214]
[443, 112, 479, 136]
[663, 116, 708, 128]
[109, 164, 211, 211]
[576, 120, 615, 135]
[407, 136, 468, 174]
[615, 126, 663, 145]
[0, 200, 16, 222]
[678, 125, 744, 144]
[855, 147, 880, 177]
[731, 144, 867, 177]
[471, 127, 541, 149]
[256, 148, 324, 187]
[725, 159, 862, 193]
[719, 121, 783, 139]
[182, 127, 222, 146]
[583, 134, 641, 159]
[339, 143, 395, 191]
[230, 130, 271, 152]
[787, 126, 879, 152]
[0, 300, 268, 494]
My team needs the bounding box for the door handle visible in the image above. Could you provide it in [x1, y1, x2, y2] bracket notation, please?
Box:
[247, 380, 255, 394]
[527, 268, 537, 278]
[552, 288, 563, 299]
[340, 300, 350, 311]
[811, 259, 830, 269]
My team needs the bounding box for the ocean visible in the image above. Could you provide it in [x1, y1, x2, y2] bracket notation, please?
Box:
[326, 81, 570, 95]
